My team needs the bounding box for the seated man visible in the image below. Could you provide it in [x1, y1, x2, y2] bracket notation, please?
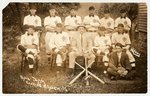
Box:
[17, 25, 39, 73]
[112, 23, 136, 68]
[93, 27, 111, 74]
[107, 43, 136, 80]
[68, 24, 95, 76]
[48, 23, 70, 73]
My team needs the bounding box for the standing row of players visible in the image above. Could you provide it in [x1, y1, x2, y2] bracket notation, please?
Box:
[18, 5, 136, 80]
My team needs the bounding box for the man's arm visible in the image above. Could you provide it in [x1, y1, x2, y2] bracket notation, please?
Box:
[37, 17, 42, 26]
[124, 53, 132, 71]
[23, 16, 28, 25]
[108, 54, 118, 71]
[90, 16, 101, 27]
[110, 19, 115, 29]
[114, 18, 119, 28]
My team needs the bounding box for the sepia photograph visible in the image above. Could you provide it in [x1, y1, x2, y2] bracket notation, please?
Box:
[2, 2, 147, 94]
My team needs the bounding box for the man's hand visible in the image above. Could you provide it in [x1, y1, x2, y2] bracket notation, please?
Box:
[45, 26, 55, 32]
[25, 45, 37, 49]
[117, 67, 128, 77]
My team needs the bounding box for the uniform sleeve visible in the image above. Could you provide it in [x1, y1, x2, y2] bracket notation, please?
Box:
[44, 17, 48, 26]
[37, 17, 42, 26]
[127, 18, 131, 28]
[23, 16, 28, 25]
[57, 17, 62, 23]
[64, 17, 69, 26]
[91, 16, 100, 27]
[125, 34, 131, 45]
[107, 36, 111, 46]
[96, 16, 101, 25]
[114, 18, 119, 28]
[77, 16, 82, 25]
[83, 16, 89, 25]
[48, 36, 56, 49]
[65, 33, 70, 45]
[110, 19, 115, 29]
[21, 35, 25, 45]
[111, 33, 116, 45]
[94, 36, 99, 47]
[33, 35, 39, 46]
[99, 18, 103, 27]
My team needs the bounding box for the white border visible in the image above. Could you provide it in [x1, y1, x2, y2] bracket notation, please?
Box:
[0, 0, 149, 96]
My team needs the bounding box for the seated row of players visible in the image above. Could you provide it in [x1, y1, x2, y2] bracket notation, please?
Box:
[17, 22, 136, 80]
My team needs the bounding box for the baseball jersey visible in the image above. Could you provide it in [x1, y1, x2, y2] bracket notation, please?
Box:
[100, 17, 114, 29]
[44, 16, 62, 28]
[111, 32, 131, 46]
[83, 15, 101, 31]
[23, 15, 41, 27]
[94, 35, 111, 49]
[49, 32, 70, 49]
[21, 32, 39, 46]
[115, 17, 131, 31]
[64, 15, 82, 29]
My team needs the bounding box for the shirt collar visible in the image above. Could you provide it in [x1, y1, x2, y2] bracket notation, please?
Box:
[118, 32, 124, 34]
[120, 16, 126, 19]
[29, 14, 36, 17]
[98, 34, 105, 37]
[71, 15, 76, 18]
[49, 15, 56, 18]
[27, 33, 33, 36]
[89, 14, 94, 17]
[56, 31, 62, 34]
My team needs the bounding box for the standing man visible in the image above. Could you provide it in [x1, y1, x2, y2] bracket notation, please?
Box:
[100, 10, 114, 37]
[115, 9, 131, 33]
[44, 8, 62, 54]
[83, 6, 101, 43]
[23, 5, 42, 27]
[23, 5, 42, 50]
[64, 8, 82, 40]
[68, 25, 95, 76]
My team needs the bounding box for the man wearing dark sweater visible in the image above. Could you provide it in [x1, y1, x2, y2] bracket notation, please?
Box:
[107, 43, 136, 80]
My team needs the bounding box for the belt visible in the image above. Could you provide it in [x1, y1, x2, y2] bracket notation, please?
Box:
[67, 29, 76, 31]
[46, 31, 55, 33]
[87, 30, 97, 32]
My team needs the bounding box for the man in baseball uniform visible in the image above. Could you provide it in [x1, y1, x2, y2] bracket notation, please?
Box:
[44, 8, 62, 54]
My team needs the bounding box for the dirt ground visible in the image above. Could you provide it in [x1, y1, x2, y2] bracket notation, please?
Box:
[2, 44, 147, 94]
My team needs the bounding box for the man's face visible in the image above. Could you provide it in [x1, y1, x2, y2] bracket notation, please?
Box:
[98, 30, 105, 36]
[28, 28, 35, 34]
[116, 46, 122, 53]
[104, 13, 110, 18]
[121, 12, 126, 17]
[70, 9, 77, 16]
[30, 9, 36, 15]
[117, 26, 124, 33]
[49, 9, 56, 16]
[89, 10, 95, 15]
[78, 27, 86, 33]
[56, 27, 62, 32]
